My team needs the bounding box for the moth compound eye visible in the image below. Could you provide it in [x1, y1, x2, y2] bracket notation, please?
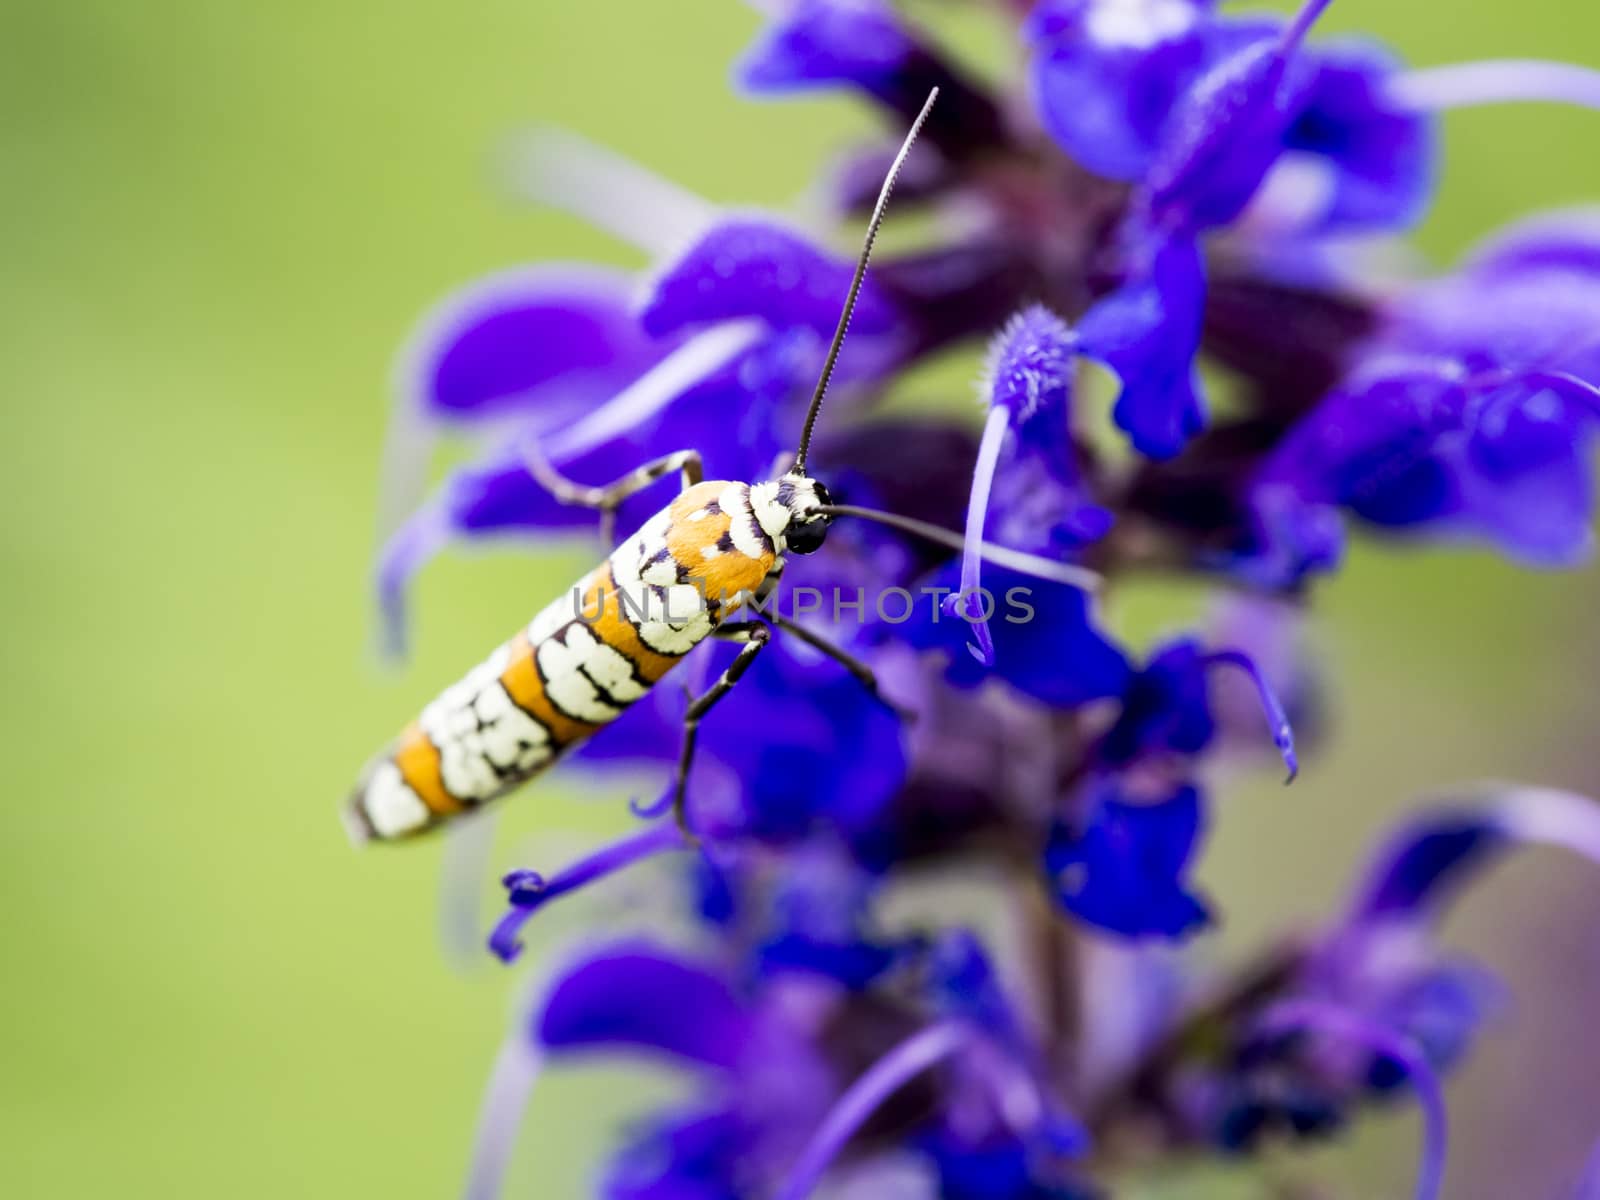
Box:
[785, 518, 830, 555]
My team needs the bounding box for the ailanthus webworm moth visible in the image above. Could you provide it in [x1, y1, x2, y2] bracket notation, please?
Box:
[344, 89, 1098, 844]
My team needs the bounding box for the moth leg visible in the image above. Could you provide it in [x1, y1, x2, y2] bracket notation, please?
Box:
[670, 623, 770, 842]
[767, 614, 915, 721]
[521, 441, 703, 547]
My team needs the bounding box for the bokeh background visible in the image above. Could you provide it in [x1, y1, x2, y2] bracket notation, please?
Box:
[4, 2, 1598, 1197]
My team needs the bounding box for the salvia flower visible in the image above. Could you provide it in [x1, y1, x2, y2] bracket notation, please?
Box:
[354, 2, 1600, 1197]
[1247, 213, 1600, 580]
[1047, 779, 1213, 939]
[1083, 787, 1600, 1199]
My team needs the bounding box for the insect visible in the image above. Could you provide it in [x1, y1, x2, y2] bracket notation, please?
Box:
[344, 88, 1098, 844]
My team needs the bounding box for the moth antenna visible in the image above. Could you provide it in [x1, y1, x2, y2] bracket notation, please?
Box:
[791, 87, 939, 476]
[816, 503, 1102, 592]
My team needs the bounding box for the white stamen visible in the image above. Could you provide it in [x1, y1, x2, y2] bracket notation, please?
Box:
[1493, 786, 1600, 867]
[497, 126, 721, 258]
[547, 321, 765, 462]
[1388, 60, 1600, 114]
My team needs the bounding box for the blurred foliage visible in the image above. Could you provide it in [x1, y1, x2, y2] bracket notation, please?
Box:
[0, 2, 1596, 1198]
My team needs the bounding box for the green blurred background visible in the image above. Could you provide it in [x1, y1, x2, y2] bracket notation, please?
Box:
[3, 2, 1598, 1197]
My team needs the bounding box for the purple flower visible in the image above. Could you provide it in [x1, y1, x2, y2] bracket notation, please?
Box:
[907, 568, 1129, 709]
[600, 1107, 748, 1200]
[1383, 211, 1600, 378]
[647, 638, 911, 844]
[1094, 638, 1297, 779]
[1085, 787, 1600, 1197]
[463, 941, 789, 1200]
[1028, 0, 1217, 183]
[1252, 355, 1600, 581]
[352, 5, 1600, 1198]
[469, 930, 1086, 1200]
[638, 218, 901, 341]
[738, 0, 917, 98]
[398, 266, 673, 425]
[1077, 238, 1207, 459]
[479, 649, 910, 959]
[1135, 13, 1322, 236]
[1242, 213, 1600, 581]
[1049, 0, 1437, 459]
[1278, 38, 1436, 233]
[737, 0, 1009, 162]
[1031, 0, 1433, 234]
[1040, 637, 1295, 941]
[1047, 780, 1212, 939]
[750, 846, 914, 988]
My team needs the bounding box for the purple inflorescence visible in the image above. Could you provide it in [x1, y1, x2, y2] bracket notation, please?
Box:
[367, 2, 1600, 1196]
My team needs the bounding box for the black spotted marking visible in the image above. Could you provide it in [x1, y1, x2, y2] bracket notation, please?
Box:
[470, 695, 494, 734]
[611, 573, 694, 658]
[612, 566, 655, 637]
[482, 755, 522, 784]
[530, 625, 618, 724]
[775, 479, 797, 508]
[577, 662, 637, 711]
[566, 614, 656, 701]
[474, 681, 556, 777]
[643, 542, 697, 587]
[649, 578, 709, 631]
[715, 531, 736, 554]
[748, 515, 775, 555]
[731, 483, 776, 555]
